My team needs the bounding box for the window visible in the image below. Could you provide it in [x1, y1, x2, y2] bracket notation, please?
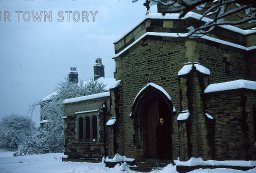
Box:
[223, 57, 232, 74]
[77, 115, 98, 142]
[78, 117, 83, 140]
[85, 117, 91, 140]
[92, 115, 98, 140]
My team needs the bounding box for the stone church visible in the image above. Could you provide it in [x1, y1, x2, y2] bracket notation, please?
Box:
[63, 8, 256, 162]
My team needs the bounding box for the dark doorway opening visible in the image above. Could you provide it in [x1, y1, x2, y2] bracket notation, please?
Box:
[132, 85, 173, 160]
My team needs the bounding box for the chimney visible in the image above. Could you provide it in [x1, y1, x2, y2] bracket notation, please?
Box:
[68, 67, 78, 83]
[94, 58, 105, 80]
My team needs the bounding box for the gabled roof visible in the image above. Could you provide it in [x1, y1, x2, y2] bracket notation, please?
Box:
[63, 92, 110, 104]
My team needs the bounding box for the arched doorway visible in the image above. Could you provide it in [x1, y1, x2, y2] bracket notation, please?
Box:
[132, 83, 173, 160]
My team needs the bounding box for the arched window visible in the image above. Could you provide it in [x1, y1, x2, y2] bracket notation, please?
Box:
[78, 117, 83, 140]
[77, 115, 98, 142]
[85, 116, 91, 140]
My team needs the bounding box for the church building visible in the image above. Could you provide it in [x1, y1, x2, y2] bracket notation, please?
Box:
[63, 7, 256, 162]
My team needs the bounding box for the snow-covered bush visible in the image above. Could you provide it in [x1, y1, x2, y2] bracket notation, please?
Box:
[19, 78, 106, 155]
[0, 114, 35, 149]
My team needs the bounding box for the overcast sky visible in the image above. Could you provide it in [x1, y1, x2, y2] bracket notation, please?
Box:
[0, 0, 152, 123]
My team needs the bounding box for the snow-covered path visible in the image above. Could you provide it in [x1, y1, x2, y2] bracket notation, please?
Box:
[0, 150, 255, 173]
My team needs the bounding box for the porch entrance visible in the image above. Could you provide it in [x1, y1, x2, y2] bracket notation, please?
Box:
[132, 84, 173, 160]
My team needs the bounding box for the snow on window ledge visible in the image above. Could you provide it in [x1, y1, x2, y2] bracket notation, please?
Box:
[204, 80, 256, 93]
[75, 109, 99, 115]
[177, 110, 190, 121]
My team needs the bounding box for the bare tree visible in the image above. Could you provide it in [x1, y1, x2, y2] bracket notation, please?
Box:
[134, 0, 256, 35]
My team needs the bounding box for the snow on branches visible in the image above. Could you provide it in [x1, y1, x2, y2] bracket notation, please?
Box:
[0, 114, 35, 149]
[19, 78, 106, 155]
[134, 0, 256, 36]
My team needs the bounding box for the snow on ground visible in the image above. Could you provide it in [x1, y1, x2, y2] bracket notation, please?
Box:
[0, 150, 124, 173]
[0, 150, 255, 173]
[176, 157, 256, 167]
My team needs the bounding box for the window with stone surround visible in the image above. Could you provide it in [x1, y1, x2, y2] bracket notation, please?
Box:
[223, 56, 232, 74]
[78, 117, 84, 140]
[77, 115, 98, 142]
[85, 117, 91, 140]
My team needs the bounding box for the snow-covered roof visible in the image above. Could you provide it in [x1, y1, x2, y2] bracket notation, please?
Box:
[175, 157, 256, 167]
[75, 109, 99, 115]
[114, 11, 256, 44]
[133, 82, 171, 104]
[63, 92, 110, 104]
[41, 91, 58, 101]
[106, 117, 116, 126]
[177, 110, 190, 121]
[178, 63, 210, 76]
[105, 153, 134, 162]
[96, 77, 120, 90]
[204, 79, 256, 93]
[114, 31, 256, 58]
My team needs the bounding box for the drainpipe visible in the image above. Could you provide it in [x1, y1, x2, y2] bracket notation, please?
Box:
[101, 101, 107, 159]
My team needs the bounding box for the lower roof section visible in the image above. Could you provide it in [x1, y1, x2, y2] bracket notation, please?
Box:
[63, 92, 110, 104]
[113, 31, 256, 59]
[204, 79, 256, 93]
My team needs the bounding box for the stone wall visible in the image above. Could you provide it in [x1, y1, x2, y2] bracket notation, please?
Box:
[114, 27, 256, 161]
[195, 41, 254, 83]
[63, 96, 111, 159]
[107, 88, 120, 156]
[114, 37, 187, 159]
[178, 68, 211, 161]
[206, 89, 256, 160]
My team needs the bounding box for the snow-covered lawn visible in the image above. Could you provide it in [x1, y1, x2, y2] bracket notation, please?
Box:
[0, 150, 255, 173]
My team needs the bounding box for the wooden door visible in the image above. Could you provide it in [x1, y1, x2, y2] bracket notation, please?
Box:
[145, 98, 159, 158]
